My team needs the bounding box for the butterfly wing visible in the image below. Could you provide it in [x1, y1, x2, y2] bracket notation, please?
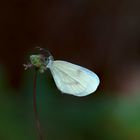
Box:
[48, 60, 100, 97]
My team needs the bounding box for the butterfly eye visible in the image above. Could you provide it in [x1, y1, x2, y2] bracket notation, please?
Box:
[46, 57, 50, 65]
[44, 57, 48, 61]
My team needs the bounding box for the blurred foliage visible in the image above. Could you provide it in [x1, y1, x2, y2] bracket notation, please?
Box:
[0, 66, 140, 140]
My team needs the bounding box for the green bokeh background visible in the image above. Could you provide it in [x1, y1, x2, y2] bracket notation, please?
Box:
[1, 66, 140, 140]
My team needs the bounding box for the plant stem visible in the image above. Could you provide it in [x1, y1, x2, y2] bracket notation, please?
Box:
[33, 70, 44, 140]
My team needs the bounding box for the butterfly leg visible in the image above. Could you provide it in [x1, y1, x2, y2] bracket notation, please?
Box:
[23, 63, 33, 70]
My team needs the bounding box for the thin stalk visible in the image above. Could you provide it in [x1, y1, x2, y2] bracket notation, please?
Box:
[33, 70, 44, 140]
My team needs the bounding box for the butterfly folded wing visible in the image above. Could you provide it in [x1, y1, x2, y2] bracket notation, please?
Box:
[49, 61, 100, 96]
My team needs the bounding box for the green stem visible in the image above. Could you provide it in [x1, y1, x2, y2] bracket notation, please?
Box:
[33, 70, 44, 140]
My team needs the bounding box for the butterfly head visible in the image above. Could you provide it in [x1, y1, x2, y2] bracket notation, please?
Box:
[46, 55, 54, 68]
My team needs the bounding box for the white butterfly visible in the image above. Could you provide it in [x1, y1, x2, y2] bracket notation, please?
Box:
[24, 50, 100, 97]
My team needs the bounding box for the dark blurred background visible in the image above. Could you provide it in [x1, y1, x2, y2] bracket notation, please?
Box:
[0, 0, 140, 140]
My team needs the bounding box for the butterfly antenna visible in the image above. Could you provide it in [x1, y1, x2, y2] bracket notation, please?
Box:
[36, 46, 53, 57]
